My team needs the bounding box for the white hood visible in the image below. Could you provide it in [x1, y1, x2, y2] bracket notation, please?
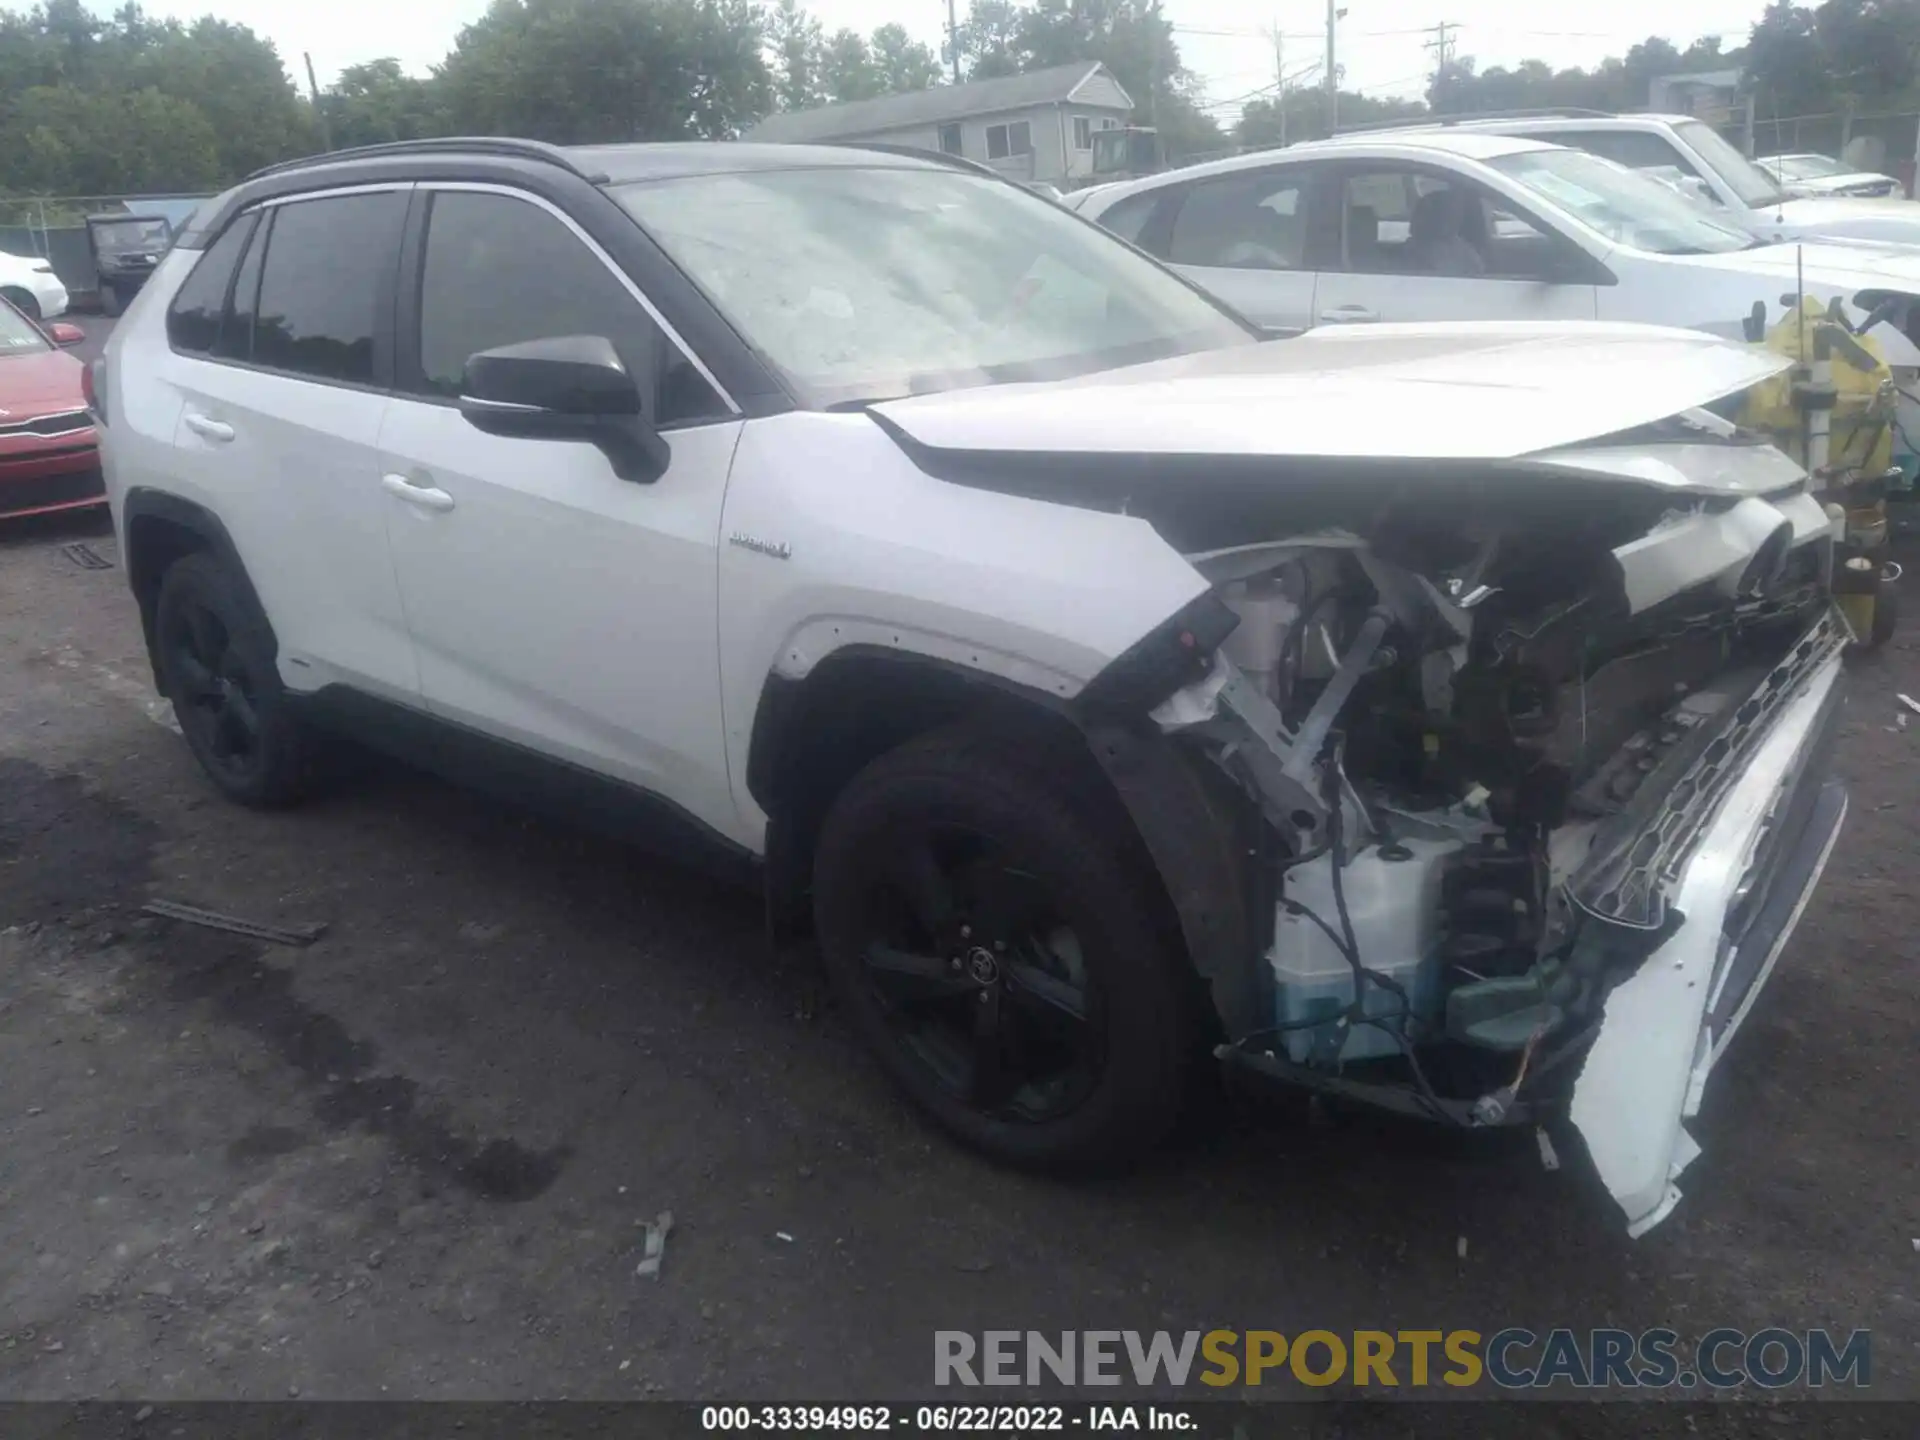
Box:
[1762, 194, 1920, 244]
[872, 321, 1792, 466]
[1673, 236, 1920, 293]
[1783, 173, 1901, 198]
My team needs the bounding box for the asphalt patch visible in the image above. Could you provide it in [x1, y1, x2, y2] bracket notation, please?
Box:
[149, 921, 569, 1202]
[0, 756, 158, 924]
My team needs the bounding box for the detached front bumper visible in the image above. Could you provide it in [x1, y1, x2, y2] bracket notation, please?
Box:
[1570, 616, 1848, 1236]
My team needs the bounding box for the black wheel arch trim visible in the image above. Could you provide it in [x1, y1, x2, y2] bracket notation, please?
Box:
[747, 641, 1269, 1039]
[1083, 722, 1268, 1044]
[121, 486, 271, 687]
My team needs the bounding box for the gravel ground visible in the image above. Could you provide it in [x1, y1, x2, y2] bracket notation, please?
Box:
[1, 319, 1917, 1421]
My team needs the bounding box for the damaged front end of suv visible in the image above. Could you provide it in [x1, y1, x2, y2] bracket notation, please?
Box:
[1147, 449, 1842, 1235]
[873, 325, 1849, 1235]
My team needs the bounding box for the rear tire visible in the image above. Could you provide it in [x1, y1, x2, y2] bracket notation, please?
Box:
[154, 552, 322, 808]
[2, 287, 39, 322]
[97, 282, 121, 318]
[812, 725, 1193, 1172]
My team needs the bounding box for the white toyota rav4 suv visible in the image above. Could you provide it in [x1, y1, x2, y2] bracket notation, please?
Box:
[95, 138, 1848, 1235]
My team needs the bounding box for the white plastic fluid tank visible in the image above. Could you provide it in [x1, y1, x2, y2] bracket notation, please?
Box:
[1269, 837, 1460, 1063]
[1220, 580, 1299, 701]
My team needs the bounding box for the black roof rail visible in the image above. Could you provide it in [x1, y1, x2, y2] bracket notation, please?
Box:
[832, 140, 1009, 182]
[245, 137, 604, 184]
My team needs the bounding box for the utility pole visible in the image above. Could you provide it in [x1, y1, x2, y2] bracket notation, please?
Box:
[303, 52, 332, 152]
[1424, 20, 1456, 80]
[947, 0, 961, 83]
[1273, 24, 1287, 147]
[1324, 2, 1341, 135]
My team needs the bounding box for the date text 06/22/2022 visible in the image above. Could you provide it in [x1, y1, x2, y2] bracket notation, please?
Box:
[932, 1328, 1873, 1391]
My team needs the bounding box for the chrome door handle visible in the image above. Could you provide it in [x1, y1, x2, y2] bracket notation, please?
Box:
[1318, 305, 1379, 323]
[381, 472, 455, 512]
[183, 412, 234, 442]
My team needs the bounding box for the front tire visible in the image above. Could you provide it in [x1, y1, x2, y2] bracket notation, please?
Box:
[154, 552, 321, 808]
[812, 726, 1192, 1172]
[2, 287, 39, 322]
[97, 282, 121, 318]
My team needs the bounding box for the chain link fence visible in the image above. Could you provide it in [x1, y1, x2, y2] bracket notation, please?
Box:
[0, 193, 211, 307]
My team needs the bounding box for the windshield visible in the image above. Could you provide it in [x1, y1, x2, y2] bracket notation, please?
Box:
[93, 217, 171, 251]
[0, 298, 49, 354]
[1676, 121, 1788, 207]
[613, 166, 1254, 407]
[1487, 148, 1758, 254]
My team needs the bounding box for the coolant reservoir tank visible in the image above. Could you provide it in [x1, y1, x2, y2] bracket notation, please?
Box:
[1220, 579, 1300, 701]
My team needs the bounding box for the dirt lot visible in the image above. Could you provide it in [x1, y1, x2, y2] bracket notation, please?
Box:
[2, 321, 1917, 1413]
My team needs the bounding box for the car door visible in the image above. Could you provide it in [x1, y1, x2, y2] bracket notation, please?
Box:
[1150, 165, 1326, 333]
[1309, 162, 1600, 327]
[375, 184, 745, 841]
[163, 186, 419, 700]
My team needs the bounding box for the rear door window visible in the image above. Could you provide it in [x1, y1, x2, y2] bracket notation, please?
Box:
[251, 191, 406, 386]
[1167, 169, 1310, 270]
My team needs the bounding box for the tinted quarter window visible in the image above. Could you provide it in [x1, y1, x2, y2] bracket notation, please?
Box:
[416, 190, 726, 428]
[252, 192, 405, 385]
[165, 212, 256, 355]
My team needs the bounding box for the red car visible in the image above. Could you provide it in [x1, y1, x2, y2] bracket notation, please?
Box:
[0, 296, 99, 520]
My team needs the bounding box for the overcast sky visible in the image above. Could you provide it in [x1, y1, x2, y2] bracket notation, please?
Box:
[37, 0, 1773, 116]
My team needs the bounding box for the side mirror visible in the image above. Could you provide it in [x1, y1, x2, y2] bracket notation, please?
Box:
[458, 334, 669, 483]
[45, 321, 84, 347]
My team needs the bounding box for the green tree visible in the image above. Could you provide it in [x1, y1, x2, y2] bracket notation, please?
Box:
[127, 17, 314, 177]
[0, 83, 219, 193]
[818, 29, 881, 103]
[956, 0, 1023, 78]
[326, 59, 450, 147]
[436, 0, 771, 142]
[768, 0, 824, 109]
[870, 23, 942, 93]
[1238, 88, 1426, 148]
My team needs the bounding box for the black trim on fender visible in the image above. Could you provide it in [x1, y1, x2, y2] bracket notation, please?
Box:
[120, 487, 265, 684]
[1084, 722, 1265, 1042]
[1074, 590, 1240, 717]
[289, 685, 761, 893]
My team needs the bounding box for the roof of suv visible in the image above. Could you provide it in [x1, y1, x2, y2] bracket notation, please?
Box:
[1082, 128, 1558, 205]
[1360, 113, 1697, 138]
[180, 137, 977, 248]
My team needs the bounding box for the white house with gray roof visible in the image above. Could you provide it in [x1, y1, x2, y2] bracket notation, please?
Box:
[746, 61, 1134, 185]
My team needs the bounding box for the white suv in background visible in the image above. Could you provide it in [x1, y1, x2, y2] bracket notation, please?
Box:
[1075, 129, 1920, 362]
[0, 248, 71, 321]
[1383, 112, 1920, 244]
[95, 137, 1848, 1236]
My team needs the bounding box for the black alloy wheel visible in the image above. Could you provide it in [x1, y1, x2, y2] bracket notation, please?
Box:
[856, 822, 1102, 1124]
[813, 726, 1192, 1170]
[162, 595, 263, 787]
[154, 551, 321, 807]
